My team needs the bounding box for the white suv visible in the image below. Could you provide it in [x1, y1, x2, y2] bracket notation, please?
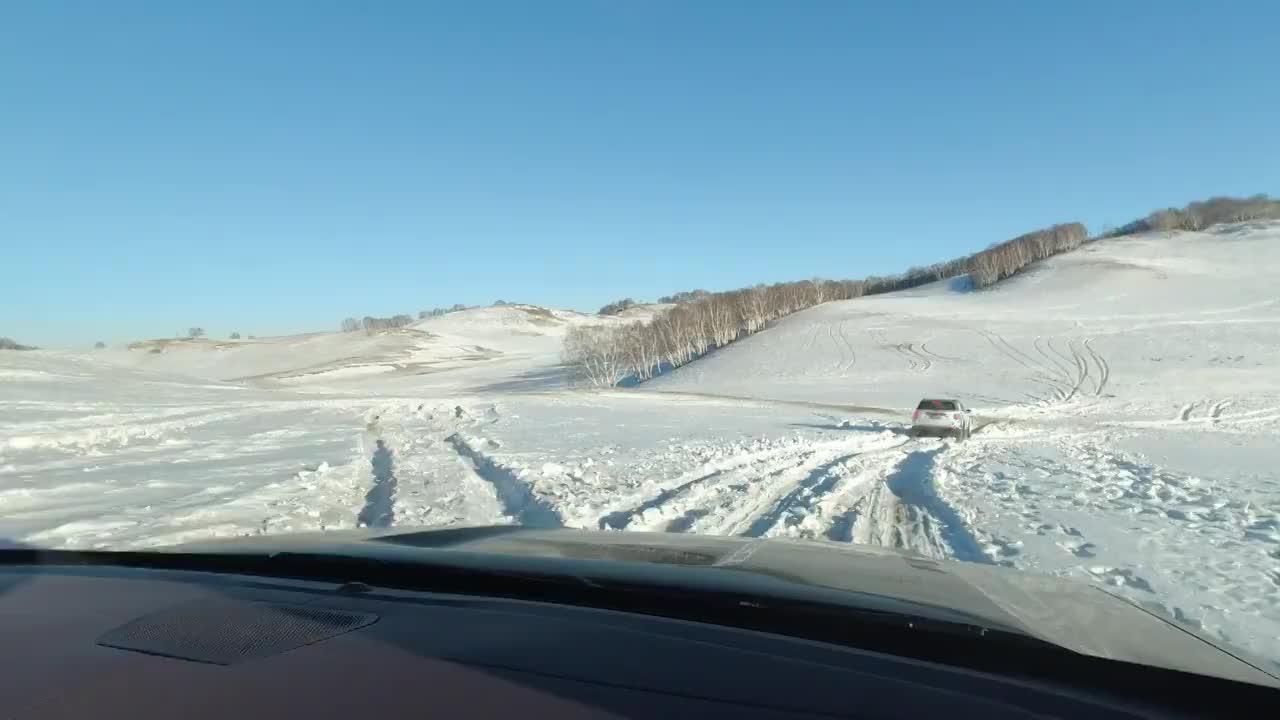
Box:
[912, 399, 972, 440]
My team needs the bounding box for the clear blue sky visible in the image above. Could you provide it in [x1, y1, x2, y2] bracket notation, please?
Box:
[2, 1, 1277, 347]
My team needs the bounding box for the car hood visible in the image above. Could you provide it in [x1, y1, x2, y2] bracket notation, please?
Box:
[167, 525, 1278, 687]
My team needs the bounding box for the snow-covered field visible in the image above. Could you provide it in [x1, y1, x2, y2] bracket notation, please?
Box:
[3, 225, 1279, 664]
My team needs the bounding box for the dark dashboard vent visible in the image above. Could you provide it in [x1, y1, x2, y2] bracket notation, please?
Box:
[98, 598, 377, 665]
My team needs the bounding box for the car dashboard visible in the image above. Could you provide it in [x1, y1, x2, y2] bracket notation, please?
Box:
[2, 560, 1267, 719]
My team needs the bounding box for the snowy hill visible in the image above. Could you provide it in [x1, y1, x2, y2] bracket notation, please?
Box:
[97, 304, 644, 389]
[2, 226, 1278, 665]
[652, 221, 1280, 424]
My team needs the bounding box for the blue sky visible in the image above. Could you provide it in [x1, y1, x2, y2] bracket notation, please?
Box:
[2, 1, 1277, 347]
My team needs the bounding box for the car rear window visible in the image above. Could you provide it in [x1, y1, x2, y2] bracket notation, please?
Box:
[917, 400, 958, 411]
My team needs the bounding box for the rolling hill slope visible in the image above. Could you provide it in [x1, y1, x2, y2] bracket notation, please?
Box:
[97, 304, 657, 390]
[651, 222, 1280, 430]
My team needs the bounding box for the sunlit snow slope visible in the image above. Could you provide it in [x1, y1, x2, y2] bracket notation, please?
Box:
[653, 222, 1280, 425]
[100, 304, 640, 391]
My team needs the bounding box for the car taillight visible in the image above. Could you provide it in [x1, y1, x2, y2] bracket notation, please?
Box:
[953, 413, 962, 420]
[912, 410, 920, 421]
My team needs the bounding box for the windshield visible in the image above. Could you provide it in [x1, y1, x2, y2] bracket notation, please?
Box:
[2, 3, 1278, 677]
[918, 400, 959, 411]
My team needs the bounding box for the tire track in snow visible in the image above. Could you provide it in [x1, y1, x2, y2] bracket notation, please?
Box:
[919, 341, 963, 363]
[877, 447, 987, 562]
[836, 321, 858, 371]
[1177, 401, 1203, 422]
[981, 330, 1042, 375]
[977, 331, 1064, 403]
[674, 460, 822, 536]
[742, 441, 908, 538]
[801, 323, 820, 352]
[446, 433, 563, 527]
[743, 454, 853, 538]
[980, 330, 1103, 405]
[1034, 336, 1076, 383]
[901, 343, 933, 372]
[827, 446, 989, 563]
[870, 329, 920, 372]
[656, 450, 838, 533]
[684, 437, 911, 537]
[1083, 338, 1110, 396]
[1059, 338, 1090, 402]
[1152, 401, 1280, 429]
[824, 451, 918, 543]
[1174, 398, 1234, 425]
[1063, 338, 1090, 399]
[894, 343, 921, 371]
[1208, 399, 1231, 423]
[598, 466, 728, 530]
[1053, 338, 1087, 395]
[596, 438, 862, 531]
[354, 403, 508, 530]
[619, 435, 906, 536]
[825, 324, 849, 374]
[794, 324, 822, 378]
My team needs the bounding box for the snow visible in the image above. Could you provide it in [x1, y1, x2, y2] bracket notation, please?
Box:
[2, 227, 1280, 666]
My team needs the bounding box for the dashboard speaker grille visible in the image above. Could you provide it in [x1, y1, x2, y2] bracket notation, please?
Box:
[98, 598, 378, 665]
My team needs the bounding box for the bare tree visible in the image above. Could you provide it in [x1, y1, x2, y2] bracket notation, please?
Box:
[657, 289, 711, 304]
[1116, 195, 1280, 236]
[357, 314, 417, 334]
[737, 286, 770, 334]
[964, 223, 1087, 288]
[563, 325, 631, 387]
[341, 317, 361, 332]
[598, 298, 638, 315]
[562, 219, 1093, 385]
[187, 327, 205, 339]
[660, 306, 696, 367]
[620, 322, 661, 381]
[230, 332, 241, 339]
[706, 294, 741, 347]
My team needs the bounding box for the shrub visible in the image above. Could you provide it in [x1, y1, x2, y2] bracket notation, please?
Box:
[1116, 195, 1280, 236]
[0, 337, 37, 351]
